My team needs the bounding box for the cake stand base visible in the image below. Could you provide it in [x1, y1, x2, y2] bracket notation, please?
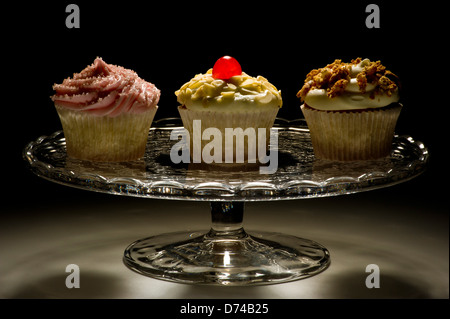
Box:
[123, 202, 330, 286]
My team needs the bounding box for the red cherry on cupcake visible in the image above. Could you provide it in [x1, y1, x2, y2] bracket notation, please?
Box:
[212, 56, 242, 80]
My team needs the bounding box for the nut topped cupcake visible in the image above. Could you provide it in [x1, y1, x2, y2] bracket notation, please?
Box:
[52, 57, 160, 162]
[297, 58, 402, 161]
[176, 56, 282, 164]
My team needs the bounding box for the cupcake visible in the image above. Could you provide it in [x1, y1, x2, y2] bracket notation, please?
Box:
[175, 56, 282, 164]
[297, 58, 402, 161]
[51, 57, 160, 162]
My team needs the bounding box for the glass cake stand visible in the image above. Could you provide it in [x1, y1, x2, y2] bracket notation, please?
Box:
[23, 118, 429, 286]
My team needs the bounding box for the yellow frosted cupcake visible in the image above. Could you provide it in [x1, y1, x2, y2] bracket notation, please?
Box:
[297, 58, 402, 161]
[175, 56, 282, 164]
[51, 58, 160, 162]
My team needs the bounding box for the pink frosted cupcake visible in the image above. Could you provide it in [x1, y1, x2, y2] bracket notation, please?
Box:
[51, 57, 160, 162]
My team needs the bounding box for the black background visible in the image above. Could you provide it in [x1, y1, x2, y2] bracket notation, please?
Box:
[2, 0, 447, 307]
[7, 0, 444, 202]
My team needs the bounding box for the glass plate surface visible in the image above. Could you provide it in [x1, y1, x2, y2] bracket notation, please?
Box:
[23, 118, 429, 202]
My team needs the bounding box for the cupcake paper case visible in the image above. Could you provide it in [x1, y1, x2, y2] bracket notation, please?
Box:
[51, 58, 160, 162]
[297, 58, 402, 161]
[175, 56, 282, 164]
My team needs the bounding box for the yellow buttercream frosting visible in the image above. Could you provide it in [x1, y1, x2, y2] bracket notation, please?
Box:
[175, 69, 282, 112]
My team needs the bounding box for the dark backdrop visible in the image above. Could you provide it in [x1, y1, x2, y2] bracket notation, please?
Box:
[7, 1, 443, 201]
[0, 0, 446, 306]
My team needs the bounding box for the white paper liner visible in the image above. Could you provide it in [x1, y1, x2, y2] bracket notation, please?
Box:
[55, 106, 157, 161]
[178, 106, 279, 164]
[301, 104, 402, 160]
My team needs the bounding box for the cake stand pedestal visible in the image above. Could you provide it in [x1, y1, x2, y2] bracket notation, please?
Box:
[23, 118, 429, 286]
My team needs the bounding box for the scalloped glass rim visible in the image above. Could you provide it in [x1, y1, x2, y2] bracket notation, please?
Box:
[23, 117, 429, 202]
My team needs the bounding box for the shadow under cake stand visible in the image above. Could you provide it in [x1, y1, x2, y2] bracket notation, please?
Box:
[23, 118, 429, 286]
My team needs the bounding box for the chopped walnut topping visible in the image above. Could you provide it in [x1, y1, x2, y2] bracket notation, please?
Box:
[297, 58, 400, 101]
[328, 79, 349, 98]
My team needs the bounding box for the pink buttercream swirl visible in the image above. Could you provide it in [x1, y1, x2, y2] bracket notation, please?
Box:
[51, 57, 160, 117]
